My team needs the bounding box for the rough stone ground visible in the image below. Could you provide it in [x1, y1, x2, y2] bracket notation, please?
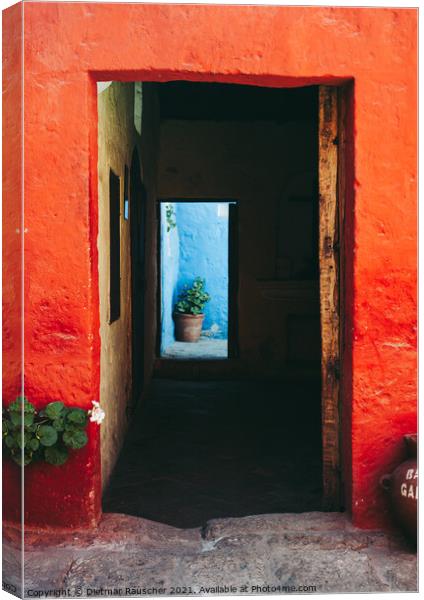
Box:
[3, 512, 417, 597]
[161, 339, 228, 360]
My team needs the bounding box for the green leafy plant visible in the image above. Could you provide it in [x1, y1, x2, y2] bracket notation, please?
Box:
[2, 397, 90, 467]
[165, 204, 176, 232]
[174, 277, 211, 315]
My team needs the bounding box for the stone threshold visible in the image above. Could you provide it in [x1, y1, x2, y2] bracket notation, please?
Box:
[3, 512, 417, 596]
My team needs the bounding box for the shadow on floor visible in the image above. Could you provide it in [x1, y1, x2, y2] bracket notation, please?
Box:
[103, 379, 323, 528]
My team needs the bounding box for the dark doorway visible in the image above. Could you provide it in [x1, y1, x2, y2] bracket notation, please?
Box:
[103, 80, 342, 524]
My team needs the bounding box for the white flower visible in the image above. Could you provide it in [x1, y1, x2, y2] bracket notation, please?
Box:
[210, 324, 220, 334]
[89, 400, 105, 425]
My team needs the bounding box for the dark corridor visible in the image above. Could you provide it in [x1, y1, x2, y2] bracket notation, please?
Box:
[103, 378, 322, 528]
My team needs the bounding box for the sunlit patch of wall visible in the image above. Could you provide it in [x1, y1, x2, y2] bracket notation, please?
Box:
[98, 81, 139, 492]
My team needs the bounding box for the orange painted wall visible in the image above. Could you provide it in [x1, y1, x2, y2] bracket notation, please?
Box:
[3, 1, 23, 529]
[3, 2, 417, 530]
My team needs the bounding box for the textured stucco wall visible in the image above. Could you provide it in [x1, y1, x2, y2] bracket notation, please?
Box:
[97, 81, 138, 492]
[98, 82, 160, 492]
[176, 202, 229, 339]
[2, 1, 23, 530]
[5, 3, 416, 530]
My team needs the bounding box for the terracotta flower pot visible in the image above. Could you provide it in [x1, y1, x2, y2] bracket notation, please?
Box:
[380, 434, 418, 544]
[174, 312, 205, 342]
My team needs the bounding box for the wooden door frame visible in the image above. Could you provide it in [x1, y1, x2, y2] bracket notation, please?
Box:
[319, 85, 345, 510]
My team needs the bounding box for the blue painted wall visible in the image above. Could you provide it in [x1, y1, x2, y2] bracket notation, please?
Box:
[177, 202, 229, 339]
[161, 202, 230, 351]
[160, 202, 180, 351]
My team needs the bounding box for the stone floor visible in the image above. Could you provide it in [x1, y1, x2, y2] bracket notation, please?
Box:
[3, 512, 417, 596]
[3, 379, 416, 596]
[162, 339, 228, 360]
[103, 379, 322, 527]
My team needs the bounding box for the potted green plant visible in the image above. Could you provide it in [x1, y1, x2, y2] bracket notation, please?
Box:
[173, 277, 211, 342]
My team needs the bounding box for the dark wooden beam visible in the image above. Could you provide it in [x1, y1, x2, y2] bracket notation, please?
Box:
[319, 86, 341, 510]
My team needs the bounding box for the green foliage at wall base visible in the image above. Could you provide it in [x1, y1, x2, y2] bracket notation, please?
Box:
[2, 397, 89, 466]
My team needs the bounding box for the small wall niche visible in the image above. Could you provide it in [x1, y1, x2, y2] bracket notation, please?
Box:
[109, 169, 121, 323]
